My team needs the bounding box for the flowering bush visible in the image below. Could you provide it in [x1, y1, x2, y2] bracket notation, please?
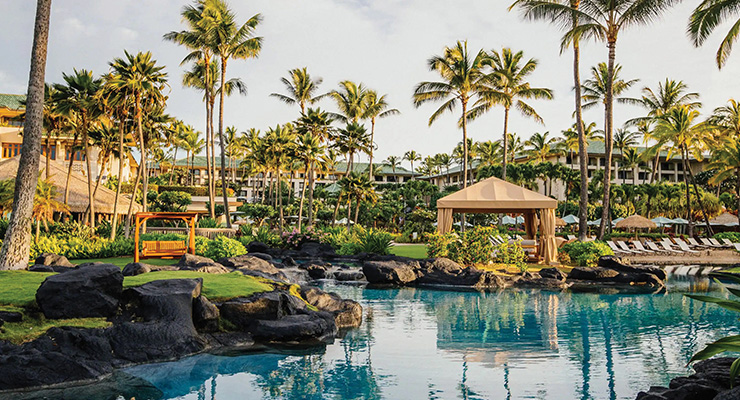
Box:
[492, 240, 527, 272]
[281, 228, 330, 250]
[426, 226, 497, 266]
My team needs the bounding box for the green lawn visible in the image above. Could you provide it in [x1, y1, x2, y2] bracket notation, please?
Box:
[0, 271, 55, 306]
[390, 244, 428, 259]
[123, 271, 274, 301]
[69, 257, 178, 268]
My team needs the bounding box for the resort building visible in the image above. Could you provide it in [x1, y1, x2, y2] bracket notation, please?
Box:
[0, 93, 137, 184]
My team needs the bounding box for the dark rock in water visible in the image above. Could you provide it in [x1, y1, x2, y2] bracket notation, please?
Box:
[715, 386, 740, 400]
[568, 267, 620, 280]
[193, 295, 220, 333]
[207, 331, 255, 348]
[219, 291, 290, 328]
[36, 263, 123, 319]
[122, 262, 179, 276]
[246, 241, 270, 254]
[302, 287, 363, 328]
[109, 279, 206, 363]
[539, 267, 567, 281]
[34, 253, 74, 268]
[0, 326, 114, 391]
[363, 258, 419, 285]
[598, 255, 667, 281]
[219, 254, 286, 281]
[250, 312, 337, 343]
[636, 358, 736, 400]
[178, 253, 231, 274]
[0, 311, 22, 323]
[470, 270, 515, 289]
[299, 241, 336, 258]
[248, 252, 273, 261]
[415, 258, 515, 289]
[282, 256, 297, 267]
[307, 264, 329, 279]
[5, 371, 164, 400]
[335, 270, 365, 281]
[515, 274, 571, 290]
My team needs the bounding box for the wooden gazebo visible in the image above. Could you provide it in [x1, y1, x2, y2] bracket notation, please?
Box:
[134, 212, 199, 262]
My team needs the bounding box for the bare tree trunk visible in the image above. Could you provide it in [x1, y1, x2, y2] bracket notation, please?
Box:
[682, 149, 694, 237]
[124, 163, 142, 239]
[297, 169, 308, 231]
[0, 0, 51, 270]
[277, 167, 284, 231]
[111, 119, 125, 241]
[218, 59, 232, 228]
[368, 118, 376, 178]
[83, 132, 96, 228]
[45, 134, 51, 180]
[598, 40, 616, 240]
[502, 107, 509, 181]
[307, 164, 315, 227]
[64, 132, 78, 205]
[209, 100, 216, 219]
[332, 193, 342, 227]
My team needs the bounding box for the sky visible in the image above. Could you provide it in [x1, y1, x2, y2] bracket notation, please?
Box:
[2, 0, 740, 169]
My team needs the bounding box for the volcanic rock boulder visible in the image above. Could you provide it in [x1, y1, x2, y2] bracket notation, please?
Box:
[301, 287, 362, 328]
[122, 262, 178, 276]
[108, 279, 206, 363]
[250, 312, 337, 343]
[335, 270, 365, 281]
[306, 263, 329, 279]
[362, 258, 419, 285]
[177, 253, 231, 274]
[636, 358, 737, 400]
[598, 255, 667, 281]
[219, 291, 289, 329]
[219, 254, 287, 281]
[539, 267, 567, 281]
[35, 253, 75, 268]
[568, 256, 664, 287]
[193, 295, 220, 332]
[36, 263, 123, 319]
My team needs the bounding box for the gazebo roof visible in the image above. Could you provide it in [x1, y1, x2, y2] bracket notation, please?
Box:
[436, 177, 557, 213]
[710, 212, 739, 226]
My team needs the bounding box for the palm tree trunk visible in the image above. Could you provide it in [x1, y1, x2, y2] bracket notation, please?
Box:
[125, 163, 142, 239]
[45, 134, 51, 180]
[83, 132, 96, 229]
[682, 149, 694, 237]
[0, 0, 50, 269]
[461, 99, 469, 232]
[307, 163, 315, 227]
[573, 3, 588, 240]
[354, 198, 361, 224]
[502, 107, 509, 181]
[218, 59, 232, 228]
[598, 40, 616, 239]
[685, 156, 713, 235]
[64, 132, 79, 205]
[332, 192, 343, 227]
[368, 118, 376, 178]
[111, 120, 125, 241]
[278, 167, 284, 231]
[297, 168, 308, 231]
[169, 145, 177, 185]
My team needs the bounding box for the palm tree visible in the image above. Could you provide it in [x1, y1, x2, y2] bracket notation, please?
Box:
[689, 0, 740, 68]
[469, 47, 553, 180]
[108, 51, 168, 227]
[206, 0, 262, 229]
[264, 124, 296, 231]
[413, 40, 488, 188]
[652, 105, 714, 236]
[404, 150, 421, 179]
[40, 84, 66, 180]
[363, 90, 399, 177]
[297, 108, 335, 227]
[510, 0, 591, 240]
[613, 127, 639, 182]
[525, 131, 560, 162]
[0, 0, 51, 269]
[329, 81, 370, 124]
[33, 177, 70, 241]
[384, 155, 401, 184]
[621, 147, 641, 185]
[52, 69, 103, 228]
[295, 133, 325, 230]
[335, 122, 371, 174]
[183, 130, 206, 185]
[271, 67, 326, 114]
[581, 61, 638, 237]
[708, 141, 740, 224]
[434, 153, 454, 185]
[476, 140, 502, 167]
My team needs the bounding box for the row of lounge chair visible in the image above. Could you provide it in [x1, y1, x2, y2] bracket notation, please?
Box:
[604, 237, 740, 256]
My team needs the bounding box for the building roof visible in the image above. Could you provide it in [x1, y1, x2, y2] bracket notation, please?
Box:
[0, 155, 141, 215]
[436, 176, 557, 212]
[0, 94, 25, 111]
[334, 162, 414, 176]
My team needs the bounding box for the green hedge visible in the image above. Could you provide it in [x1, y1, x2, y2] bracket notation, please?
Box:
[714, 232, 740, 243]
[560, 241, 614, 267]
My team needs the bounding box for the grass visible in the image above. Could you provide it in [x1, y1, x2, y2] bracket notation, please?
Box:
[69, 257, 178, 268]
[390, 244, 428, 259]
[1, 315, 110, 344]
[123, 271, 274, 301]
[0, 271, 54, 306]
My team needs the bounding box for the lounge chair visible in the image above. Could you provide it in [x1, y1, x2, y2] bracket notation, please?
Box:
[687, 237, 709, 248]
[721, 238, 735, 246]
[632, 240, 655, 253]
[673, 238, 699, 253]
[607, 241, 634, 254]
[567, 235, 577, 241]
[734, 243, 740, 252]
[709, 238, 731, 248]
[659, 241, 684, 254]
[646, 240, 679, 253]
[700, 238, 722, 248]
[617, 240, 643, 254]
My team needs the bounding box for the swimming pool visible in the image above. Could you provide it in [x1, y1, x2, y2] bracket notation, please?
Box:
[116, 278, 737, 399]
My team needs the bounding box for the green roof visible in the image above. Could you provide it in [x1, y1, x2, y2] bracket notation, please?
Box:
[0, 94, 25, 110]
[334, 162, 414, 176]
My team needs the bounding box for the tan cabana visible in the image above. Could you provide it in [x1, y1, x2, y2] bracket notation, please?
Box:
[436, 177, 559, 264]
[615, 215, 657, 230]
[709, 212, 740, 226]
[0, 155, 141, 215]
[555, 217, 566, 227]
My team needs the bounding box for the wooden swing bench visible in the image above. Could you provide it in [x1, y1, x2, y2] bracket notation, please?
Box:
[134, 212, 199, 263]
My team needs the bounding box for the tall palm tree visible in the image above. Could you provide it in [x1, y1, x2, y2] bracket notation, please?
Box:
[469, 47, 553, 180]
[33, 177, 70, 241]
[510, 0, 591, 240]
[525, 131, 560, 162]
[270, 67, 326, 114]
[53, 69, 103, 228]
[206, 0, 262, 229]
[404, 150, 421, 179]
[708, 140, 740, 223]
[476, 140, 502, 167]
[613, 127, 639, 182]
[689, 0, 740, 68]
[297, 108, 335, 227]
[108, 51, 168, 226]
[384, 155, 401, 184]
[264, 124, 296, 231]
[434, 153, 454, 185]
[413, 40, 488, 188]
[621, 147, 641, 185]
[652, 105, 714, 236]
[335, 122, 371, 174]
[363, 90, 399, 177]
[330, 80, 370, 123]
[295, 133, 325, 230]
[183, 129, 206, 185]
[0, 0, 52, 269]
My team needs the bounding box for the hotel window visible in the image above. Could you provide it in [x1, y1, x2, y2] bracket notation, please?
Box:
[65, 149, 86, 161]
[42, 145, 56, 160]
[2, 143, 21, 158]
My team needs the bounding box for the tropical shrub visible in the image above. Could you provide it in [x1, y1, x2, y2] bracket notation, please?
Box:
[560, 241, 613, 267]
[714, 232, 740, 243]
[426, 226, 497, 266]
[239, 203, 276, 226]
[357, 229, 394, 255]
[198, 217, 219, 228]
[337, 241, 364, 256]
[492, 240, 527, 271]
[426, 231, 457, 259]
[603, 232, 668, 241]
[48, 221, 94, 240]
[151, 191, 192, 212]
[281, 228, 330, 250]
[239, 225, 282, 249]
[95, 220, 124, 239]
[205, 235, 247, 260]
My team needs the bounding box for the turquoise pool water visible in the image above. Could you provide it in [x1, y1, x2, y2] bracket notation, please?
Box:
[120, 278, 737, 400]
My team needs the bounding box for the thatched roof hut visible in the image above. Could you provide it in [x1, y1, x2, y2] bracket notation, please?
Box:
[615, 214, 657, 230]
[709, 212, 739, 226]
[0, 156, 141, 215]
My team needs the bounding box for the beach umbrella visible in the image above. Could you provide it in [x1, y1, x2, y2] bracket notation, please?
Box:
[453, 221, 474, 227]
[709, 212, 740, 226]
[587, 218, 601, 226]
[612, 217, 624, 226]
[671, 218, 688, 225]
[562, 214, 579, 224]
[651, 216, 674, 227]
[615, 215, 657, 230]
[501, 216, 517, 225]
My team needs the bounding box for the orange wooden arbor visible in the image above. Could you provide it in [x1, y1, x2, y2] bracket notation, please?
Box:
[134, 212, 199, 262]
